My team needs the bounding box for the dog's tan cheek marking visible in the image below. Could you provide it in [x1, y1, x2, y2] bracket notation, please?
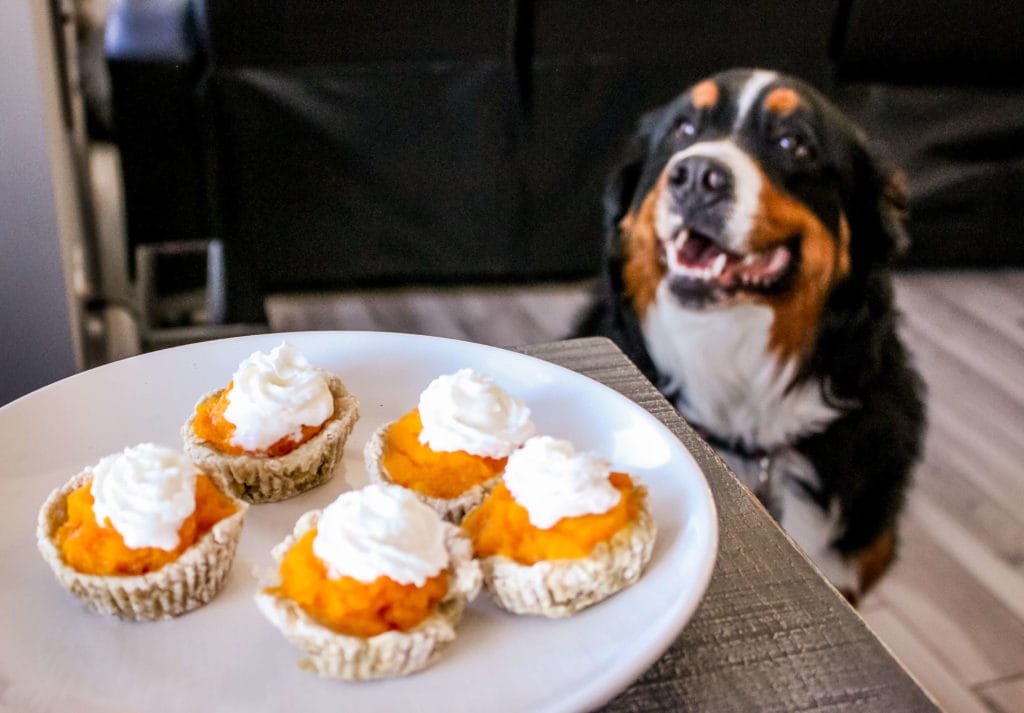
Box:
[692, 80, 719, 110]
[621, 185, 668, 321]
[764, 87, 801, 116]
[748, 172, 842, 364]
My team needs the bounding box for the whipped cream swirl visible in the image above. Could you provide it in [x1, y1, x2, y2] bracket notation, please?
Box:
[223, 342, 334, 452]
[503, 436, 622, 529]
[312, 484, 449, 586]
[417, 369, 534, 458]
[89, 443, 198, 550]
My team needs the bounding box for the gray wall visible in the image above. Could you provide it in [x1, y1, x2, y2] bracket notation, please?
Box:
[0, 1, 79, 405]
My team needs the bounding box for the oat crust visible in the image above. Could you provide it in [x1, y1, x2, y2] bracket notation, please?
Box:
[182, 373, 358, 503]
[255, 509, 482, 679]
[477, 498, 656, 617]
[363, 421, 499, 524]
[37, 470, 248, 621]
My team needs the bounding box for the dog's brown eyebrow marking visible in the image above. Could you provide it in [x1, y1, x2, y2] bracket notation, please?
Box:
[691, 80, 719, 109]
[763, 87, 801, 116]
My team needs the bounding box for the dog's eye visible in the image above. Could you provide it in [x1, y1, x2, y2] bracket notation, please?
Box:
[778, 133, 813, 160]
[674, 118, 697, 138]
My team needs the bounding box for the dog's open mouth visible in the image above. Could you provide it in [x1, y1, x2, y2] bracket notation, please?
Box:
[662, 229, 798, 297]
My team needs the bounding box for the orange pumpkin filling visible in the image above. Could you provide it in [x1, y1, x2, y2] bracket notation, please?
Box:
[462, 473, 641, 564]
[381, 409, 507, 499]
[56, 474, 238, 576]
[271, 529, 448, 638]
[192, 381, 328, 457]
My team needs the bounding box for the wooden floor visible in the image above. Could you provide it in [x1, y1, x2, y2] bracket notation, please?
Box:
[268, 271, 1024, 713]
[862, 271, 1024, 713]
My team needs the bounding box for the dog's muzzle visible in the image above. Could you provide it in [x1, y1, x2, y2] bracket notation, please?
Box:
[656, 142, 797, 301]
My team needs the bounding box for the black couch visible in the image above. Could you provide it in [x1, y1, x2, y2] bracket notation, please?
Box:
[106, 0, 1024, 324]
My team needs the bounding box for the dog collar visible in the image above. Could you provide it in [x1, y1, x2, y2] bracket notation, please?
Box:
[691, 425, 772, 460]
[688, 422, 782, 517]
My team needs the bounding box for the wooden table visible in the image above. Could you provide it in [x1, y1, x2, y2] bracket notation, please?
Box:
[520, 338, 940, 713]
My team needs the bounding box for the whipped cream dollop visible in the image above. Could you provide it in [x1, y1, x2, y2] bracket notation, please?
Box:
[503, 436, 622, 529]
[417, 369, 534, 458]
[89, 443, 198, 550]
[223, 342, 334, 452]
[312, 484, 449, 586]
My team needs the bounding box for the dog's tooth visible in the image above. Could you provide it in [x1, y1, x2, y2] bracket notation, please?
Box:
[712, 253, 727, 277]
[742, 254, 757, 266]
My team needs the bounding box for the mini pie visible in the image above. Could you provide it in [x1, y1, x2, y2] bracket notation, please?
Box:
[364, 409, 506, 523]
[256, 489, 482, 680]
[365, 369, 533, 523]
[461, 438, 656, 617]
[37, 449, 247, 621]
[183, 350, 359, 503]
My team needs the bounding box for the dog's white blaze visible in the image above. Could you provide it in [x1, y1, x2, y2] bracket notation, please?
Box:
[656, 140, 764, 254]
[734, 70, 778, 130]
[643, 286, 840, 449]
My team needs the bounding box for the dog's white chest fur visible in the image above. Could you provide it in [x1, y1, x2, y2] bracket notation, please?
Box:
[644, 286, 859, 594]
[643, 284, 840, 450]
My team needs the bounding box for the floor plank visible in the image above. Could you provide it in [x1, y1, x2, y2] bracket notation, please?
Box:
[906, 335, 1024, 461]
[266, 283, 592, 348]
[992, 270, 1024, 295]
[896, 279, 1024, 406]
[871, 506, 1024, 685]
[978, 675, 1024, 713]
[902, 271, 1024, 350]
[924, 403, 1024, 512]
[913, 452, 1024, 572]
[908, 493, 1024, 623]
[893, 310, 1024, 509]
[861, 608, 991, 713]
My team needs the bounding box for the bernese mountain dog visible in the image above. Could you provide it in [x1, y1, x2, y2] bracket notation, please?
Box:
[576, 68, 926, 603]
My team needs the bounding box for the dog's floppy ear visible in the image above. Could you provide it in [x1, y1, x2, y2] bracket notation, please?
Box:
[602, 109, 661, 280]
[813, 139, 911, 398]
[848, 139, 911, 269]
[578, 108, 664, 384]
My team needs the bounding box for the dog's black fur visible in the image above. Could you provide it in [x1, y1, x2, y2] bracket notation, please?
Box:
[576, 69, 926, 597]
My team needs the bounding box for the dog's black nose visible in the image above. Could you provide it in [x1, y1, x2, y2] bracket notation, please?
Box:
[668, 156, 732, 203]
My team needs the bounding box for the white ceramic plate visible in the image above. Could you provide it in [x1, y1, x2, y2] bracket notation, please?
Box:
[0, 332, 717, 713]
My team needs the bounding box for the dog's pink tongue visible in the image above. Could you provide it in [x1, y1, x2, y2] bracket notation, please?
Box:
[676, 232, 725, 267]
[723, 245, 791, 286]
